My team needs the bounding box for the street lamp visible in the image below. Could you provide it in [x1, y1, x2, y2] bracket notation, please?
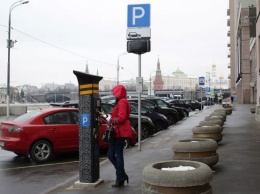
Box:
[6, 0, 29, 120]
[117, 52, 127, 85]
[149, 71, 156, 96]
[219, 75, 224, 90]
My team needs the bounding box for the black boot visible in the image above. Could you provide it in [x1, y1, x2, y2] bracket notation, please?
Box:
[124, 173, 129, 184]
[112, 180, 125, 187]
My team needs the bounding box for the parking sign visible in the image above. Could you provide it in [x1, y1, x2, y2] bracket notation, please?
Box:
[199, 77, 205, 86]
[80, 114, 90, 127]
[127, 4, 150, 27]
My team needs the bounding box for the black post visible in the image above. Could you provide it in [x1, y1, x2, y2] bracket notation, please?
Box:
[73, 70, 103, 183]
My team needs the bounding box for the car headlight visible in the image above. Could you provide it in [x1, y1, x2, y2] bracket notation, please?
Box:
[143, 117, 152, 123]
[8, 126, 23, 133]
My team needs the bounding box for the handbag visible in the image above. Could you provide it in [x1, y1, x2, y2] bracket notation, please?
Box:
[102, 123, 115, 143]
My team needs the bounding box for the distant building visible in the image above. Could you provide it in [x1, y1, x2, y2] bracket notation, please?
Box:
[0, 85, 6, 103]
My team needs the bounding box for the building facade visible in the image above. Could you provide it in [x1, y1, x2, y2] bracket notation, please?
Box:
[228, 0, 256, 104]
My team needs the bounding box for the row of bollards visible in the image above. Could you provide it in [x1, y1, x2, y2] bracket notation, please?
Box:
[142, 105, 233, 194]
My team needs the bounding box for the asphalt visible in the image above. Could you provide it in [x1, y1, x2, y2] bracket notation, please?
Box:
[2, 104, 260, 194]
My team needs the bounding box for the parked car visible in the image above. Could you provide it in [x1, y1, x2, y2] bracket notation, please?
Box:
[0, 108, 137, 163]
[128, 99, 179, 125]
[101, 102, 155, 140]
[145, 98, 187, 120]
[181, 99, 204, 111]
[129, 101, 169, 132]
[197, 98, 215, 106]
[170, 104, 189, 118]
[166, 99, 193, 112]
[51, 100, 155, 140]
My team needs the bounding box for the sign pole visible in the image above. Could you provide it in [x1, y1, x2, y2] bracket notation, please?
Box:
[201, 87, 203, 111]
[199, 76, 205, 111]
[127, 3, 151, 151]
[138, 54, 141, 151]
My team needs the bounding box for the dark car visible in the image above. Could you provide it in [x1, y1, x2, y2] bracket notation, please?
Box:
[129, 101, 169, 132]
[197, 98, 215, 106]
[100, 102, 155, 140]
[166, 99, 193, 112]
[145, 98, 187, 120]
[182, 99, 204, 111]
[169, 104, 189, 118]
[128, 99, 179, 125]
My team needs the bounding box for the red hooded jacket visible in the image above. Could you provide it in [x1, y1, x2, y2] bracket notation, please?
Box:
[111, 85, 132, 139]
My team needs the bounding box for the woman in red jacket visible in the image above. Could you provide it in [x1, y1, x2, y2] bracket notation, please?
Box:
[107, 85, 132, 187]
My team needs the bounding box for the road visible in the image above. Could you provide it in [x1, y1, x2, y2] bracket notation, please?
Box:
[0, 148, 108, 194]
[0, 109, 200, 194]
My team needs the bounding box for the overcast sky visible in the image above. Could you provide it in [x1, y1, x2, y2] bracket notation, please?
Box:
[0, 0, 229, 88]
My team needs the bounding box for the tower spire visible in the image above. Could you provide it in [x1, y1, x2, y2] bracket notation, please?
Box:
[153, 56, 164, 90]
[157, 55, 160, 69]
[85, 61, 89, 74]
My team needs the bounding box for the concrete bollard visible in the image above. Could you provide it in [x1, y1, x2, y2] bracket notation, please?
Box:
[222, 105, 233, 115]
[210, 112, 226, 121]
[250, 107, 255, 114]
[205, 115, 225, 122]
[193, 125, 223, 142]
[199, 119, 224, 127]
[173, 138, 219, 167]
[142, 160, 213, 194]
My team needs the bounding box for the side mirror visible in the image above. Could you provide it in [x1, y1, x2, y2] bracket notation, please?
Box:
[154, 107, 159, 112]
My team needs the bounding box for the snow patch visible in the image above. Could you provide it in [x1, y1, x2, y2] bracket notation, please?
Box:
[162, 165, 195, 171]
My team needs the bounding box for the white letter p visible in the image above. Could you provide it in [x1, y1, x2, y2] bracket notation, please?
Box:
[132, 7, 145, 25]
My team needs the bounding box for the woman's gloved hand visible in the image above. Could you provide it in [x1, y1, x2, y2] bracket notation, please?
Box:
[111, 117, 118, 124]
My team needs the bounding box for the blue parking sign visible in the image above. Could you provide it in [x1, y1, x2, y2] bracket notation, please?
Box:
[127, 4, 150, 27]
[80, 114, 90, 127]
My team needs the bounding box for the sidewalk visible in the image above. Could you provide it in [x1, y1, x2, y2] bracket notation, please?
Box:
[40, 104, 260, 194]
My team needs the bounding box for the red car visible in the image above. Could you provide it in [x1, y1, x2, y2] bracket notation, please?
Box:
[0, 108, 137, 163]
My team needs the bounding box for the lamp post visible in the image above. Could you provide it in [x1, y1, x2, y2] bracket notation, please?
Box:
[219, 75, 224, 104]
[6, 0, 29, 120]
[117, 52, 127, 85]
[219, 75, 223, 90]
[149, 71, 156, 96]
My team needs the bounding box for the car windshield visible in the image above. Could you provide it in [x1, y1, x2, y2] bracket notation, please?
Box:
[142, 101, 155, 109]
[156, 99, 168, 108]
[13, 111, 42, 122]
[130, 103, 148, 114]
[101, 103, 114, 114]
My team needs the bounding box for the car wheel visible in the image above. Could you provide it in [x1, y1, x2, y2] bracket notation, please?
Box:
[154, 121, 164, 132]
[141, 124, 151, 140]
[188, 107, 192, 112]
[123, 138, 130, 150]
[30, 140, 53, 163]
[166, 114, 175, 125]
[183, 111, 188, 117]
[135, 124, 150, 140]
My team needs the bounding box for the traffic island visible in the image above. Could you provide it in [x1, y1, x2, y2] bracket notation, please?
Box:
[192, 125, 223, 142]
[142, 160, 213, 194]
[173, 138, 219, 167]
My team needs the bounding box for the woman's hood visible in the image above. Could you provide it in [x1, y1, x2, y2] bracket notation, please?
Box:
[112, 85, 126, 100]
